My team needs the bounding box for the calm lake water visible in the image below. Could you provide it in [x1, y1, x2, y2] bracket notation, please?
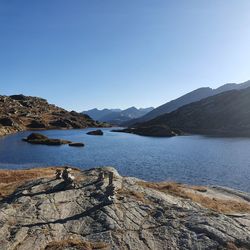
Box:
[0, 128, 250, 192]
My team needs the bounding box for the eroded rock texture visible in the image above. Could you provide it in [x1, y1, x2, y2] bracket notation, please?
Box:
[0, 167, 249, 250]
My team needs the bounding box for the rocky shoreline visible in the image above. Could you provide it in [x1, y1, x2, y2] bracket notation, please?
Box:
[0, 167, 249, 249]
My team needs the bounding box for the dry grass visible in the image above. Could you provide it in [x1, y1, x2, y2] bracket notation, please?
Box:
[118, 189, 147, 203]
[137, 181, 250, 214]
[45, 238, 109, 250]
[185, 192, 250, 213]
[0, 167, 81, 198]
[137, 181, 189, 198]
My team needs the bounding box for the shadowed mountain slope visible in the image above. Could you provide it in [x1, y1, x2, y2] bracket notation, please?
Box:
[133, 87, 250, 136]
[124, 80, 250, 126]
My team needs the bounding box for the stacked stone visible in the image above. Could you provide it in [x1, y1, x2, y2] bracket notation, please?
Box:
[105, 172, 117, 203]
[55, 169, 62, 179]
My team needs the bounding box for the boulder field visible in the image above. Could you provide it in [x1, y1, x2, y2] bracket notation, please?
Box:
[0, 167, 249, 250]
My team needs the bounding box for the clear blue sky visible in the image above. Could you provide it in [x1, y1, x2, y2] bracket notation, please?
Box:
[0, 1, 250, 111]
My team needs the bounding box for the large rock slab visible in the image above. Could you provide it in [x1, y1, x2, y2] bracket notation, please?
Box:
[0, 167, 249, 250]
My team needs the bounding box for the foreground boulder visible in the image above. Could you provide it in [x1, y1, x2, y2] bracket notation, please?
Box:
[87, 129, 104, 136]
[0, 167, 249, 249]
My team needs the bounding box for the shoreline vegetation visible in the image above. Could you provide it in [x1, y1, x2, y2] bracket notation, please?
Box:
[0, 167, 249, 249]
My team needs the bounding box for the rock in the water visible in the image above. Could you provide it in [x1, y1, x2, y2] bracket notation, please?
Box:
[0, 167, 249, 250]
[23, 133, 72, 145]
[26, 132, 48, 140]
[87, 129, 104, 136]
[68, 142, 85, 147]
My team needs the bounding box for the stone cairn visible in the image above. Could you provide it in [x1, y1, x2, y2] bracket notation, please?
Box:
[61, 167, 75, 188]
[55, 169, 62, 179]
[97, 172, 105, 183]
[105, 172, 117, 204]
[96, 170, 117, 204]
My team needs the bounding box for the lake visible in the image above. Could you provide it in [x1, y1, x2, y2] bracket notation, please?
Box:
[0, 128, 250, 192]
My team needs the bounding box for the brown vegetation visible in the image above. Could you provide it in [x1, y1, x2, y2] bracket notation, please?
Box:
[138, 181, 250, 214]
[0, 167, 81, 198]
[118, 189, 147, 203]
[45, 238, 109, 250]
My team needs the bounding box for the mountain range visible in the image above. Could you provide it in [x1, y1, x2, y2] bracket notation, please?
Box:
[124, 80, 250, 126]
[2, 80, 250, 138]
[82, 107, 154, 125]
[127, 86, 250, 137]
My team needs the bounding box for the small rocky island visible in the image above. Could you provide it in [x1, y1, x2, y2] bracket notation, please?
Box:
[87, 129, 104, 136]
[0, 167, 249, 249]
[23, 133, 84, 147]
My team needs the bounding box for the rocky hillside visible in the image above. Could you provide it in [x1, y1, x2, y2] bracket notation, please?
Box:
[124, 80, 250, 127]
[130, 87, 250, 137]
[0, 94, 107, 137]
[0, 167, 249, 249]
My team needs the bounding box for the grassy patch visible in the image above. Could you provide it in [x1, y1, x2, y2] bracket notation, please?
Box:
[0, 167, 80, 198]
[137, 181, 250, 214]
[45, 238, 109, 250]
[118, 189, 147, 203]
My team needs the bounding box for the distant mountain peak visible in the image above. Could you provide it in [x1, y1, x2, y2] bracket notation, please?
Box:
[82, 106, 154, 125]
